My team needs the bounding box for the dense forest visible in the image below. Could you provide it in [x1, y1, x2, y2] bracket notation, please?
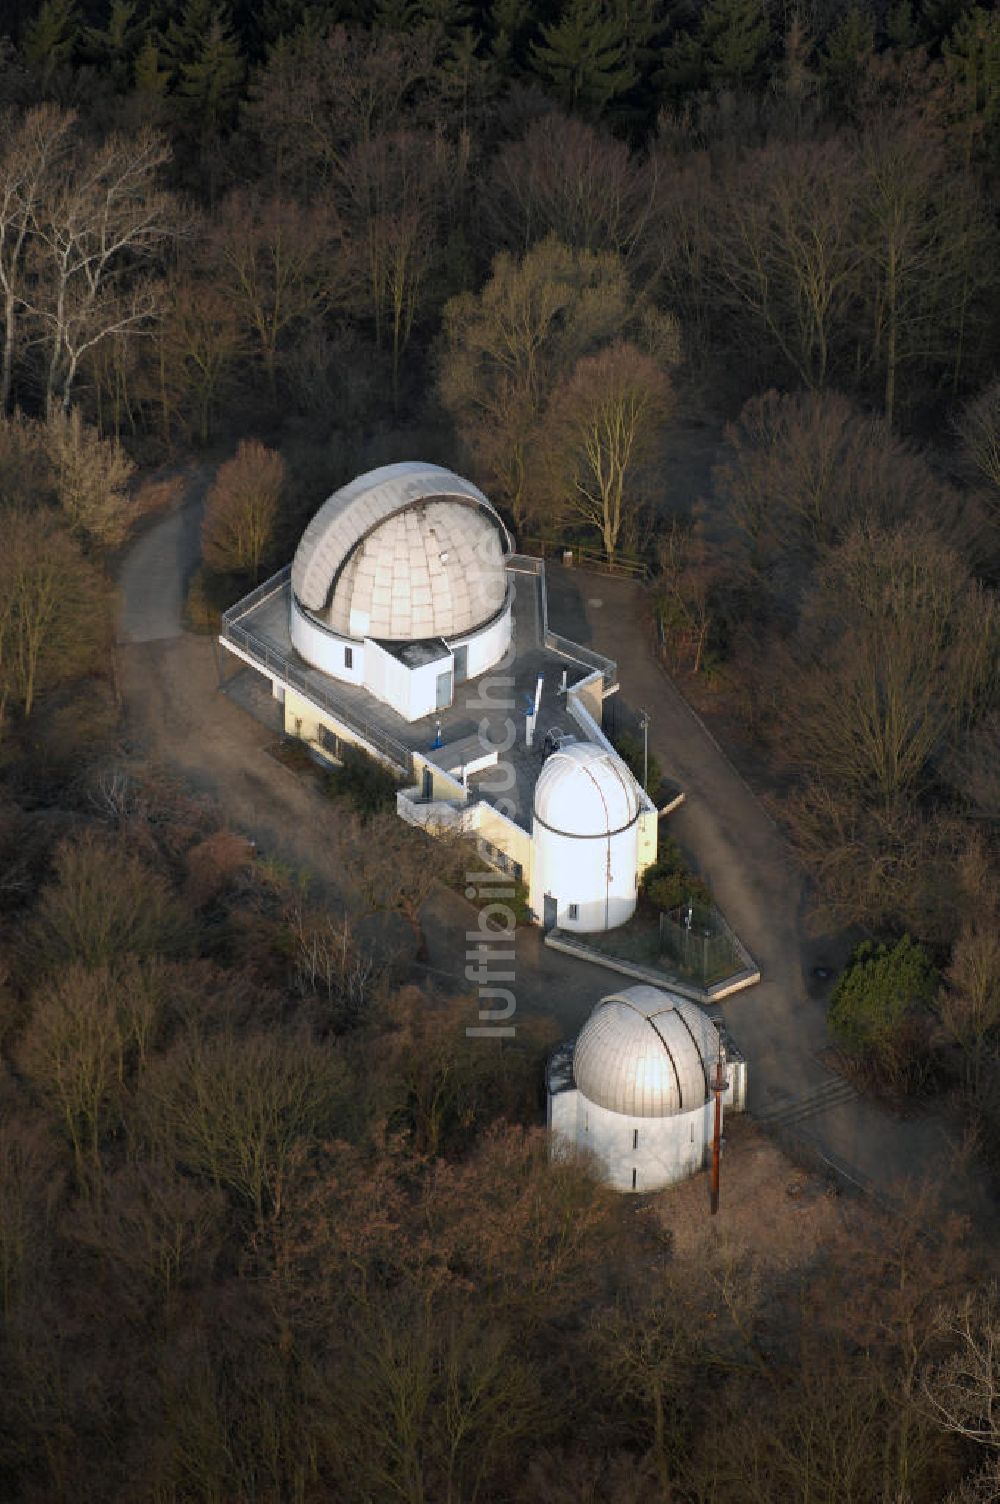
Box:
[2, 0, 1000, 1498]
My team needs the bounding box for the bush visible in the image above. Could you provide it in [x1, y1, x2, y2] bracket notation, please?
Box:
[326, 744, 401, 819]
[184, 564, 231, 633]
[612, 730, 662, 797]
[641, 836, 712, 911]
[829, 935, 938, 1093]
[463, 857, 532, 927]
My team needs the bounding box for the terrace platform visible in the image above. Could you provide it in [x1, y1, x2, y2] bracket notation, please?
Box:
[219, 558, 618, 831]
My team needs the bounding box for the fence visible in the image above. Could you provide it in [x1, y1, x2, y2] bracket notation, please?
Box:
[520, 537, 650, 581]
[220, 579, 414, 779]
[658, 901, 742, 987]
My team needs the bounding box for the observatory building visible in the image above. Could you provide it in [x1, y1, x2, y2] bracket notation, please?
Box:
[530, 741, 643, 933]
[546, 985, 747, 1192]
[218, 461, 658, 934]
[289, 463, 513, 722]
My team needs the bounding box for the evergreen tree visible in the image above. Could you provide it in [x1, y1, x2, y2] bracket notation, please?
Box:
[489, 0, 532, 70]
[701, 0, 770, 89]
[887, 0, 917, 50]
[655, 27, 703, 103]
[133, 36, 170, 99]
[83, 0, 145, 93]
[820, 3, 874, 118]
[942, 7, 1000, 170]
[530, 0, 635, 115]
[167, 1, 245, 138]
[21, 0, 79, 91]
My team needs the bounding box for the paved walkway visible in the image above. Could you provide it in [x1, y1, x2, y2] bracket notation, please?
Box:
[546, 570, 986, 1212]
[114, 490, 991, 1218]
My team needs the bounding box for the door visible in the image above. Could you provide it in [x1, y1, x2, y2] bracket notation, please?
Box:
[422, 766, 433, 800]
[435, 670, 452, 710]
[543, 894, 558, 933]
[453, 644, 469, 684]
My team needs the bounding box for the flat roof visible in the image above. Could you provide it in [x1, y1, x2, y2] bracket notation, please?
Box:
[376, 637, 450, 668]
[221, 564, 606, 830]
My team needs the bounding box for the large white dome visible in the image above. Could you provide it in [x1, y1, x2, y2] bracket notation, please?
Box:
[533, 741, 640, 838]
[573, 986, 719, 1117]
[291, 461, 509, 641]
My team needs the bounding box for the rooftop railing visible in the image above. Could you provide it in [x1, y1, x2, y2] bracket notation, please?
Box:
[508, 553, 617, 690]
[219, 577, 414, 779]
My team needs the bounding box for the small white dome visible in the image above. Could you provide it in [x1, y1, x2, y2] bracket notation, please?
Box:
[533, 741, 640, 838]
[573, 986, 719, 1117]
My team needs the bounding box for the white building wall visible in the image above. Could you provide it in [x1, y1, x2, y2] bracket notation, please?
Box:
[448, 595, 513, 680]
[289, 597, 365, 684]
[549, 1088, 714, 1193]
[530, 822, 639, 933]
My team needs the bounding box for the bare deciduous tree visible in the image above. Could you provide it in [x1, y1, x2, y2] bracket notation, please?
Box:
[709, 139, 862, 389]
[937, 922, 1000, 1094]
[201, 439, 285, 580]
[0, 509, 110, 721]
[482, 110, 656, 273]
[25, 125, 177, 415]
[0, 104, 75, 413]
[136, 1028, 351, 1225]
[341, 129, 455, 410]
[439, 237, 630, 528]
[43, 406, 136, 548]
[541, 339, 672, 562]
[211, 191, 340, 395]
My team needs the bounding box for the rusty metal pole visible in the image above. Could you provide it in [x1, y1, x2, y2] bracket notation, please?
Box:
[710, 1071, 722, 1215]
[709, 1035, 728, 1217]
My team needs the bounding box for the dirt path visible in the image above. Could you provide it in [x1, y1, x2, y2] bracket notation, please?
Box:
[115, 485, 993, 1219]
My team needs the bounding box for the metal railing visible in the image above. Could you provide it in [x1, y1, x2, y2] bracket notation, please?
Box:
[219, 601, 414, 780]
[222, 564, 292, 623]
[507, 553, 619, 689]
[519, 536, 650, 581]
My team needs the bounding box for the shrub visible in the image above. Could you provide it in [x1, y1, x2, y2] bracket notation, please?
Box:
[326, 744, 400, 819]
[829, 935, 938, 1093]
[612, 730, 662, 796]
[641, 836, 712, 911]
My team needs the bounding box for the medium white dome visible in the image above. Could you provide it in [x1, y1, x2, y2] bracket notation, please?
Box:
[533, 741, 640, 838]
[573, 986, 719, 1117]
[291, 461, 509, 640]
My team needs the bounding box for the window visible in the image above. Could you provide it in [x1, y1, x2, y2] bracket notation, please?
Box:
[512, 861, 523, 882]
[344, 647, 354, 669]
[319, 725, 340, 756]
[633, 1128, 639, 1150]
[568, 903, 579, 921]
[631, 1168, 637, 1190]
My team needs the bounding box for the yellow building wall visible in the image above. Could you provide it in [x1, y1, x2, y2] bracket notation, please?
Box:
[572, 673, 605, 725]
[470, 801, 533, 882]
[411, 752, 466, 801]
[637, 808, 658, 877]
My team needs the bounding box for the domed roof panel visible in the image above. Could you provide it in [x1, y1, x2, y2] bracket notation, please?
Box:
[533, 742, 640, 837]
[573, 986, 717, 1117]
[291, 461, 509, 614]
[324, 499, 507, 640]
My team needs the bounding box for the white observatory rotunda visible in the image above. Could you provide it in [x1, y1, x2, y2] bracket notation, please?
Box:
[529, 741, 642, 933]
[289, 462, 512, 721]
[547, 985, 747, 1193]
